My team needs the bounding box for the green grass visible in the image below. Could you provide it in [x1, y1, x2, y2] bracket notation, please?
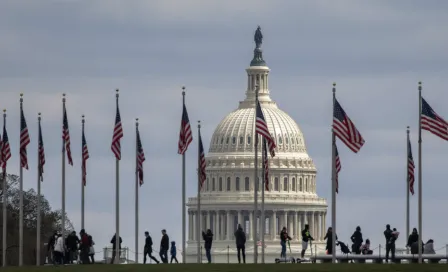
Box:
[1, 264, 447, 272]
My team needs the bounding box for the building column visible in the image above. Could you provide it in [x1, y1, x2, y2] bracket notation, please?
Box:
[206, 211, 211, 230]
[289, 212, 294, 237]
[188, 211, 193, 240]
[226, 211, 231, 240]
[283, 212, 288, 231]
[309, 211, 314, 238]
[213, 211, 218, 238]
[220, 212, 225, 240]
[315, 212, 319, 241]
[321, 212, 325, 241]
[272, 210, 277, 240]
[293, 211, 298, 240]
[238, 210, 243, 227]
[297, 211, 302, 238]
[249, 211, 253, 240]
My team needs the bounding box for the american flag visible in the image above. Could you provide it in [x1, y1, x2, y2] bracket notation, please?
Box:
[111, 102, 123, 160]
[178, 104, 192, 155]
[256, 101, 276, 157]
[136, 126, 145, 186]
[38, 118, 45, 181]
[62, 106, 73, 165]
[263, 138, 269, 191]
[407, 135, 415, 195]
[335, 144, 341, 193]
[421, 97, 448, 141]
[333, 99, 365, 153]
[198, 129, 206, 189]
[20, 106, 30, 169]
[1, 122, 11, 170]
[82, 126, 89, 186]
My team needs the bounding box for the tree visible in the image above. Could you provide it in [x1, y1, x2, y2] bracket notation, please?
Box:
[0, 173, 74, 265]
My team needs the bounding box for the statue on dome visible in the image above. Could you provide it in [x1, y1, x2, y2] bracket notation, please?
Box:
[254, 26, 263, 48]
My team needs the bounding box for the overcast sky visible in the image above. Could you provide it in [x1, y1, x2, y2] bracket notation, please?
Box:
[1, 0, 448, 261]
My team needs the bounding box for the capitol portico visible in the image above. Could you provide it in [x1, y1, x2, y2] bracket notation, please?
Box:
[186, 27, 328, 263]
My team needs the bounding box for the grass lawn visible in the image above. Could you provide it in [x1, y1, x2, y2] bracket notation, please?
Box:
[1, 264, 447, 272]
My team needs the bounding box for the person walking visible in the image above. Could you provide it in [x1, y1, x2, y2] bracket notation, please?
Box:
[300, 225, 313, 258]
[159, 229, 169, 263]
[88, 234, 95, 264]
[202, 229, 213, 263]
[170, 241, 179, 263]
[110, 233, 122, 264]
[143, 231, 159, 264]
[53, 232, 64, 265]
[79, 229, 91, 264]
[234, 224, 246, 264]
[324, 227, 337, 255]
[280, 227, 292, 259]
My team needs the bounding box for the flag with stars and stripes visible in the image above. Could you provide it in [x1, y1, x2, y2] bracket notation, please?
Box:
[407, 135, 415, 195]
[335, 144, 341, 193]
[136, 126, 145, 186]
[63, 105, 73, 165]
[421, 97, 448, 141]
[256, 101, 276, 157]
[20, 106, 30, 169]
[333, 98, 365, 153]
[82, 126, 89, 186]
[263, 138, 269, 191]
[198, 129, 206, 189]
[1, 121, 11, 170]
[38, 119, 45, 181]
[111, 102, 123, 160]
[178, 103, 193, 155]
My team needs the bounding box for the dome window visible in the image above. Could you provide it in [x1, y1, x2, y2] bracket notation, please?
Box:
[299, 178, 303, 191]
[239, 136, 244, 145]
[220, 138, 224, 144]
[285, 137, 289, 144]
[232, 137, 236, 145]
[226, 177, 231, 191]
[274, 177, 279, 191]
[212, 178, 216, 191]
[219, 177, 223, 191]
[292, 178, 296, 191]
[278, 135, 282, 145]
[244, 177, 250, 191]
[247, 135, 251, 145]
[236, 177, 240, 191]
[283, 177, 288, 191]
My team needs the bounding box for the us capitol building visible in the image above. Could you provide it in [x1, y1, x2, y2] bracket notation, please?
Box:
[186, 27, 328, 263]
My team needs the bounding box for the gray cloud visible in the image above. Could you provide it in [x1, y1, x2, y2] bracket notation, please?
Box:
[0, 0, 447, 261]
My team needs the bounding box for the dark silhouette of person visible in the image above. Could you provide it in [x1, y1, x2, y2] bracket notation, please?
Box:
[388, 228, 399, 262]
[170, 241, 179, 263]
[110, 233, 122, 264]
[159, 229, 169, 263]
[300, 225, 313, 258]
[66, 231, 79, 264]
[350, 226, 363, 254]
[234, 224, 246, 263]
[79, 229, 91, 264]
[407, 228, 420, 254]
[202, 229, 213, 263]
[384, 224, 393, 262]
[280, 227, 292, 258]
[324, 227, 337, 255]
[143, 231, 159, 264]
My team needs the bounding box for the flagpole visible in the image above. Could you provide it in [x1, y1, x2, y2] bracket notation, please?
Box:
[115, 89, 120, 264]
[331, 83, 337, 263]
[406, 126, 410, 254]
[19, 94, 24, 266]
[2, 109, 7, 267]
[261, 139, 265, 263]
[81, 115, 85, 230]
[182, 87, 187, 264]
[135, 118, 139, 263]
[253, 84, 259, 264]
[62, 94, 66, 239]
[36, 113, 42, 266]
[196, 120, 201, 264]
[417, 82, 422, 263]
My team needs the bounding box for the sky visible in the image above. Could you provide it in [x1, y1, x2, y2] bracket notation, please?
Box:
[1, 0, 448, 262]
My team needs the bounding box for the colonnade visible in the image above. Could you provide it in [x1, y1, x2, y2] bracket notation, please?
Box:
[188, 209, 326, 242]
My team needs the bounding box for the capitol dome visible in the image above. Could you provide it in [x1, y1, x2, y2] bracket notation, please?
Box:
[186, 27, 327, 263]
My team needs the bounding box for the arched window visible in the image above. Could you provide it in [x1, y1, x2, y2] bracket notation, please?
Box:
[305, 177, 308, 192]
[212, 178, 216, 191]
[245, 177, 250, 191]
[232, 137, 236, 145]
[292, 178, 296, 191]
[220, 138, 223, 144]
[227, 177, 231, 191]
[219, 177, 223, 191]
[226, 137, 229, 144]
[239, 136, 244, 144]
[247, 135, 251, 145]
[299, 178, 302, 191]
[283, 177, 288, 191]
[274, 177, 279, 191]
[285, 137, 289, 144]
[236, 177, 240, 191]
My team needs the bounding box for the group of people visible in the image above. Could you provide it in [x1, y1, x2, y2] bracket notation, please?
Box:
[46, 229, 95, 265]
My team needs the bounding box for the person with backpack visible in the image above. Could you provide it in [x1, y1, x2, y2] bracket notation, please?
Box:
[202, 229, 213, 263]
[143, 231, 160, 264]
[300, 225, 313, 258]
[234, 224, 246, 264]
[350, 226, 363, 254]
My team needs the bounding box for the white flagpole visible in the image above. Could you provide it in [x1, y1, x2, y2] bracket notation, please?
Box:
[61, 94, 67, 243]
[19, 94, 24, 266]
[135, 118, 139, 263]
[2, 109, 8, 267]
[196, 121, 202, 264]
[331, 83, 337, 263]
[417, 82, 423, 263]
[253, 84, 259, 264]
[406, 126, 410, 254]
[182, 87, 187, 264]
[115, 89, 121, 264]
[36, 113, 42, 266]
[81, 115, 85, 230]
